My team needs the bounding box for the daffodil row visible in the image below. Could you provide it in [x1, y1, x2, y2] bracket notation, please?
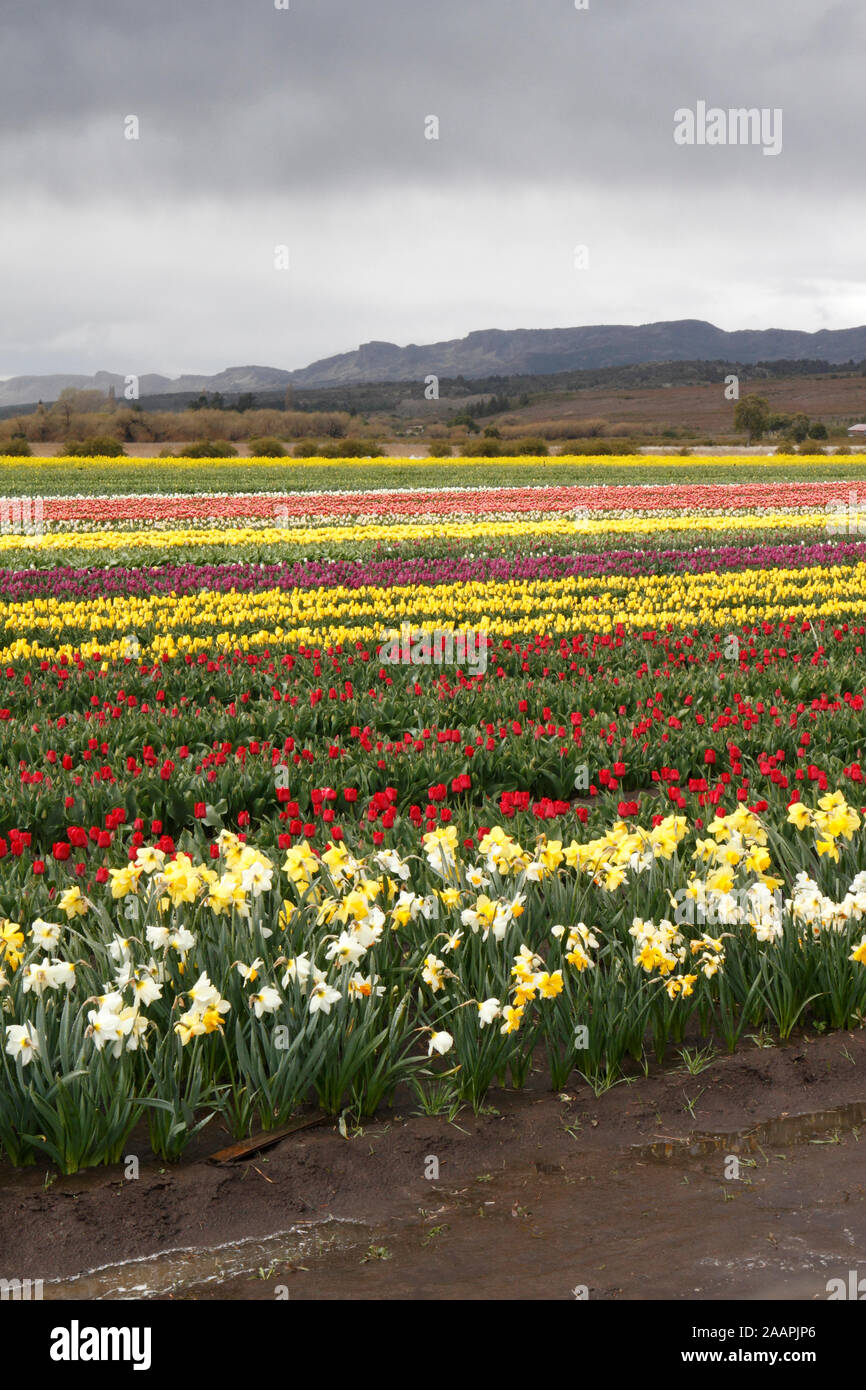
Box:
[4, 798, 866, 1170]
[0, 511, 840, 557]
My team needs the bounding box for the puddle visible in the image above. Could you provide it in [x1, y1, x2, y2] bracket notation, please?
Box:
[43, 1217, 371, 1300]
[632, 1100, 866, 1161]
[17, 1080, 866, 1300]
[33, 1104, 866, 1298]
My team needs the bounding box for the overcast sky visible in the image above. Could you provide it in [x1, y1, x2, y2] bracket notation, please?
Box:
[2, 0, 863, 378]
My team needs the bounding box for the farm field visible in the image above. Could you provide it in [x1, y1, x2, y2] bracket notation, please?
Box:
[2, 451, 866, 497]
[4, 452, 866, 1299]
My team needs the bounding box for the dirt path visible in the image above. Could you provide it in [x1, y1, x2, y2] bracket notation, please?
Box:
[3, 1029, 866, 1300]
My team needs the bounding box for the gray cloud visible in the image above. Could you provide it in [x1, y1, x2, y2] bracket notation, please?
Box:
[2, 0, 865, 376]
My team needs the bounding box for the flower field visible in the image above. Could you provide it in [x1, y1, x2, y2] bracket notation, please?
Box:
[5, 455, 866, 1173]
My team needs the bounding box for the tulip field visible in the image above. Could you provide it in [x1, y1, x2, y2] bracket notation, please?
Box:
[5, 454, 866, 1174]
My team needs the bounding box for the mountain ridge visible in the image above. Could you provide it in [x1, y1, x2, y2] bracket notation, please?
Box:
[4, 319, 866, 407]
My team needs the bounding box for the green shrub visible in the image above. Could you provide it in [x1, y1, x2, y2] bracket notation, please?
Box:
[428, 441, 453, 458]
[64, 436, 126, 457]
[319, 439, 384, 458]
[2, 434, 31, 457]
[174, 440, 238, 458]
[461, 438, 500, 457]
[247, 436, 287, 457]
[500, 436, 547, 458]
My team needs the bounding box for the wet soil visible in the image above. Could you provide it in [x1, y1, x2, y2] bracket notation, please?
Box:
[4, 1028, 866, 1300]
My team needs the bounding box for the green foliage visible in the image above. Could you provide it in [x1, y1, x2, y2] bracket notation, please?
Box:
[318, 439, 384, 458]
[174, 440, 238, 458]
[505, 437, 549, 456]
[247, 436, 287, 457]
[64, 436, 126, 457]
[462, 437, 500, 457]
[733, 394, 770, 443]
[2, 434, 31, 457]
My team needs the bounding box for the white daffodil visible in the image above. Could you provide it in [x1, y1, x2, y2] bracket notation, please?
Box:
[134, 846, 166, 874]
[46, 960, 75, 991]
[325, 932, 366, 967]
[88, 1004, 136, 1056]
[308, 981, 342, 1016]
[166, 927, 196, 954]
[477, 998, 501, 1027]
[250, 986, 282, 1018]
[281, 952, 312, 990]
[21, 961, 52, 997]
[128, 971, 162, 1006]
[187, 972, 223, 1010]
[427, 1030, 453, 1057]
[464, 865, 490, 890]
[108, 936, 134, 965]
[235, 957, 264, 984]
[422, 954, 446, 992]
[347, 972, 385, 1000]
[241, 860, 274, 896]
[125, 1011, 150, 1051]
[30, 919, 62, 948]
[374, 849, 410, 881]
[5, 1022, 39, 1064]
[353, 918, 384, 949]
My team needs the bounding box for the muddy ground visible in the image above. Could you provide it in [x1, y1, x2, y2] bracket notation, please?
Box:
[3, 1028, 866, 1300]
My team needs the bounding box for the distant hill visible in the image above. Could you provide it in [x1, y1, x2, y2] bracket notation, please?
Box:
[289, 321, 866, 387]
[5, 319, 866, 406]
[0, 365, 293, 410]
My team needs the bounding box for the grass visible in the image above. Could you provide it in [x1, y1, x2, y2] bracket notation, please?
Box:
[675, 1044, 718, 1075]
[1, 454, 866, 495]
